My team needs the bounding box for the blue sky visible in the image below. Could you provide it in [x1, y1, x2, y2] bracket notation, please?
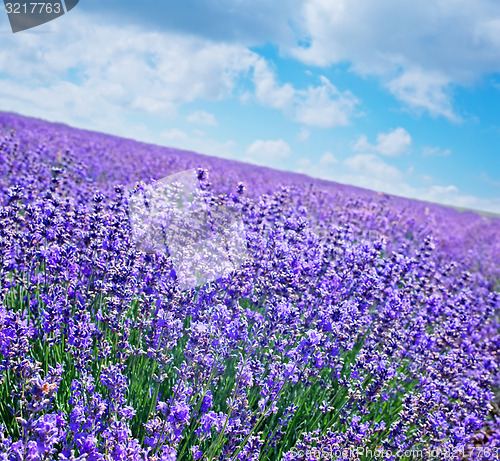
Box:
[0, 0, 499, 213]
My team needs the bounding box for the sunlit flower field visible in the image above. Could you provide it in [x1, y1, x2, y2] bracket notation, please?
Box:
[0, 112, 499, 460]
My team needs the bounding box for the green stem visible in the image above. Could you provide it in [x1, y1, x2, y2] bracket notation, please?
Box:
[205, 354, 248, 461]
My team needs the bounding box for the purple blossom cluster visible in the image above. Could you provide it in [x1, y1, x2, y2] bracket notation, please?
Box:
[0, 111, 499, 460]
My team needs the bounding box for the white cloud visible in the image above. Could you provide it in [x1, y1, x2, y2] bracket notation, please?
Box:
[352, 135, 371, 153]
[422, 146, 452, 157]
[293, 151, 406, 194]
[0, 9, 361, 137]
[320, 151, 338, 166]
[290, 0, 500, 120]
[353, 127, 412, 157]
[295, 77, 360, 127]
[296, 151, 500, 214]
[376, 127, 412, 157]
[344, 154, 403, 182]
[426, 184, 459, 196]
[253, 59, 296, 111]
[4, 1, 497, 130]
[0, 11, 259, 137]
[186, 110, 218, 126]
[160, 128, 236, 158]
[473, 17, 500, 50]
[387, 69, 459, 121]
[417, 185, 500, 214]
[253, 60, 360, 127]
[246, 139, 292, 160]
[344, 174, 500, 214]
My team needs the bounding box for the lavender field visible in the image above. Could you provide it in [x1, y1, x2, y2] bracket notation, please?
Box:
[0, 111, 499, 460]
